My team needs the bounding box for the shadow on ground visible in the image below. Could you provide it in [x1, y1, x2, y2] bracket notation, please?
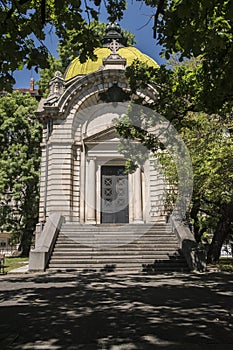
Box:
[0, 272, 232, 349]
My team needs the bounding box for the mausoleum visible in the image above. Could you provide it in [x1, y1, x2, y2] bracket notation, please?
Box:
[29, 23, 198, 273]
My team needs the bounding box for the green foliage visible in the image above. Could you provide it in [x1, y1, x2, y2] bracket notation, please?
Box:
[180, 113, 233, 204]
[120, 55, 233, 262]
[0, 1, 128, 90]
[0, 91, 41, 256]
[180, 112, 233, 223]
[209, 258, 233, 272]
[177, 111, 233, 263]
[157, 151, 178, 214]
[126, 57, 206, 119]
[114, 100, 165, 173]
[153, 0, 233, 113]
[106, 0, 127, 23]
[1, 0, 232, 114]
[37, 56, 64, 96]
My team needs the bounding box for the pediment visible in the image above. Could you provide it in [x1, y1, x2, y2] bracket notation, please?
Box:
[84, 126, 121, 144]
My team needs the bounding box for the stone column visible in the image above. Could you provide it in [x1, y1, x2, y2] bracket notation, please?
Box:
[134, 167, 143, 223]
[86, 157, 96, 224]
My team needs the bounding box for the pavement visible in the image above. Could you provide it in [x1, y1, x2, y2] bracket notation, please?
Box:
[0, 270, 232, 349]
[7, 264, 29, 274]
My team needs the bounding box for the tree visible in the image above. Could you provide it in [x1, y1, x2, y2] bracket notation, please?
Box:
[152, 0, 233, 113]
[1, 0, 233, 113]
[0, 0, 127, 91]
[116, 58, 233, 263]
[179, 112, 233, 263]
[0, 91, 41, 256]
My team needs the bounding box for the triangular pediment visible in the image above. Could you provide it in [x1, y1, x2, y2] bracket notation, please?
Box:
[84, 126, 120, 143]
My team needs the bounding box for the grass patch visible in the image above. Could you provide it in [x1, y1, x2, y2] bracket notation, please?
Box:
[2, 256, 29, 273]
[208, 257, 233, 272]
[219, 257, 233, 272]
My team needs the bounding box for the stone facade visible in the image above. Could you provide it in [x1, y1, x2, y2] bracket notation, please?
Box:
[36, 38, 168, 231]
[29, 26, 204, 274]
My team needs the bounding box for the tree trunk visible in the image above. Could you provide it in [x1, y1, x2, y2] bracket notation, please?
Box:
[19, 225, 34, 257]
[190, 198, 202, 242]
[207, 223, 229, 264]
[207, 200, 233, 264]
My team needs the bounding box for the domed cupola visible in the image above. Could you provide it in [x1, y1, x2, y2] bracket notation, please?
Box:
[65, 23, 159, 80]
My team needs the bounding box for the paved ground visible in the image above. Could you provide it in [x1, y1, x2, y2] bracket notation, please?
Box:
[0, 271, 232, 349]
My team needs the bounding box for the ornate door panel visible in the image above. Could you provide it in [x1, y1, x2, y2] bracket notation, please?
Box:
[101, 166, 129, 223]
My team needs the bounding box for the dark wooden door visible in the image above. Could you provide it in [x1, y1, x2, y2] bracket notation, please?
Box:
[101, 166, 129, 223]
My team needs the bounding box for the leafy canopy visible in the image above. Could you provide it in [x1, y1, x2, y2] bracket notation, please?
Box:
[153, 0, 233, 113]
[0, 0, 127, 90]
[1, 0, 232, 113]
[117, 55, 233, 262]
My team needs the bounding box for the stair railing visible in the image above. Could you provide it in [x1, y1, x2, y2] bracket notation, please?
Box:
[169, 216, 207, 272]
[29, 214, 65, 271]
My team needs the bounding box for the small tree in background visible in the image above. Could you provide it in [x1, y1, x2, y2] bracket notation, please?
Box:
[0, 91, 42, 256]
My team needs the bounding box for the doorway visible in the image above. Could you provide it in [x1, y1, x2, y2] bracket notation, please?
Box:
[101, 166, 129, 223]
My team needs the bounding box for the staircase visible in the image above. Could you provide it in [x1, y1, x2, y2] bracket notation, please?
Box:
[47, 223, 189, 273]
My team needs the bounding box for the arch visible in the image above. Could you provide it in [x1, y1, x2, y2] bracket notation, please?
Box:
[52, 69, 158, 142]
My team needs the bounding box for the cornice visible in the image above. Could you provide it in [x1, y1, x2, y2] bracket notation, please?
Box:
[36, 68, 158, 122]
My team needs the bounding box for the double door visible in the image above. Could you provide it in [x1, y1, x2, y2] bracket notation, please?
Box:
[101, 166, 129, 223]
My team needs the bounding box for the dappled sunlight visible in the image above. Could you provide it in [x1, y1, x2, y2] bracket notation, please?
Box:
[0, 272, 232, 349]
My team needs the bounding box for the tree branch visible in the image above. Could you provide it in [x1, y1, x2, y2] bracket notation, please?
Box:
[153, 0, 165, 39]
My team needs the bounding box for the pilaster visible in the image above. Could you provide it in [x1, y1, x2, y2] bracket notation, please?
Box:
[133, 167, 144, 223]
[85, 157, 96, 224]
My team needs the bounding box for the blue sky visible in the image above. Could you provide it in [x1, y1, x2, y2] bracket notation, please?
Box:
[14, 2, 164, 88]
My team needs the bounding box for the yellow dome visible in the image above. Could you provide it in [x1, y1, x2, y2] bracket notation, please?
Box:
[65, 46, 159, 80]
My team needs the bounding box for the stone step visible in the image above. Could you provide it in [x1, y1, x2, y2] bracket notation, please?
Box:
[54, 237, 178, 247]
[50, 258, 177, 264]
[58, 232, 176, 238]
[60, 230, 172, 235]
[59, 232, 175, 240]
[60, 226, 172, 233]
[60, 228, 174, 232]
[53, 245, 178, 251]
[55, 241, 178, 247]
[56, 241, 179, 250]
[49, 255, 180, 261]
[49, 260, 186, 266]
[51, 255, 177, 260]
[51, 248, 183, 255]
[51, 253, 182, 260]
[49, 254, 186, 264]
[63, 223, 169, 228]
[47, 223, 188, 273]
[54, 246, 179, 251]
[59, 232, 173, 238]
[57, 236, 178, 243]
[48, 261, 188, 273]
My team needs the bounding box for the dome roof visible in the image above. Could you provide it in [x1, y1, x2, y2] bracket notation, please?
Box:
[65, 46, 159, 80]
